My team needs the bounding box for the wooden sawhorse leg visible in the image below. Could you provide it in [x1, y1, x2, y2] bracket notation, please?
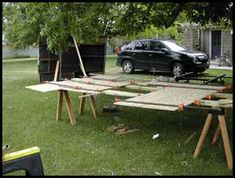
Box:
[79, 93, 86, 115]
[211, 109, 228, 144]
[193, 113, 213, 158]
[193, 111, 233, 170]
[218, 115, 233, 170]
[79, 93, 97, 119]
[56, 90, 76, 126]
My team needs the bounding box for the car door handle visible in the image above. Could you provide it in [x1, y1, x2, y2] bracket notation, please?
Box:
[132, 53, 136, 56]
[148, 54, 153, 57]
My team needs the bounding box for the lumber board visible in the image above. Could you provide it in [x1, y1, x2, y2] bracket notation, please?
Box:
[126, 87, 216, 106]
[114, 101, 177, 111]
[102, 90, 143, 97]
[25, 83, 60, 93]
[125, 85, 162, 92]
[26, 83, 100, 94]
[50, 80, 111, 91]
[214, 93, 233, 99]
[90, 75, 121, 81]
[198, 99, 233, 108]
[57, 87, 100, 94]
[146, 80, 225, 91]
[71, 77, 130, 88]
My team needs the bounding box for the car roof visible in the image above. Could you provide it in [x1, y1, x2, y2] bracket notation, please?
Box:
[132, 38, 176, 42]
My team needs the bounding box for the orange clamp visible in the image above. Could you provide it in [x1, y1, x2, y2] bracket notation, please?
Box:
[131, 80, 136, 84]
[114, 97, 121, 102]
[225, 84, 232, 90]
[178, 103, 185, 112]
[74, 86, 81, 89]
[194, 99, 200, 106]
[112, 85, 117, 89]
[206, 94, 214, 100]
[217, 88, 224, 93]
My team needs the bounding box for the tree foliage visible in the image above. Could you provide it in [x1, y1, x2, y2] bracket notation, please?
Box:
[3, 2, 233, 52]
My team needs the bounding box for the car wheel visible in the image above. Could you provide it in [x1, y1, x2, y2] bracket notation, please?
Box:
[172, 63, 184, 77]
[122, 60, 134, 74]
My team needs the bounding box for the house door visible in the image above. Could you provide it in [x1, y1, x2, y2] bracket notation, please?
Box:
[212, 30, 221, 59]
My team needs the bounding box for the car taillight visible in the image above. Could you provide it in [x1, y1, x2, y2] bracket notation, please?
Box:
[115, 47, 121, 55]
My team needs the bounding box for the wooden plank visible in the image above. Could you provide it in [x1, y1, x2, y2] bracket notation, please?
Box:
[51, 80, 111, 91]
[79, 92, 100, 98]
[71, 77, 130, 88]
[56, 90, 63, 121]
[196, 99, 232, 108]
[53, 60, 60, 82]
[26, 83, 60, 93]
[57, 87, 100, 94]
[193, 113, 213, 158]
[218, 115, 233, 170]
[146, 80, 225, 91]
[114, 101, 177, 111]
[103, 90, 143, 97]
[72, 36, 87, 77]
[126, 87, 216, 106]
[90, 75, 121, 81]
[125, 85, 161, 92]
[214, 93, 233, 99]
[26, 83, 101, 94]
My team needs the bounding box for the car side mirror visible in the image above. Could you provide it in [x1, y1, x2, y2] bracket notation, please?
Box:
[161, 48, 169, 54]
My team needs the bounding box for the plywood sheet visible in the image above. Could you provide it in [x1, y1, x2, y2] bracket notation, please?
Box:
[126, 87, 216, 106]
[146, 81, 225, 91]
[26, 83, 100, 94]
[71, 78, 130, 87]
[114, 101, 177, 111]
[51, 80, 111, 91]
[26, 83, 60, 93]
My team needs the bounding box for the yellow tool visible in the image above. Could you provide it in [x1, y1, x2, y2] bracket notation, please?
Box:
[2, 146, 44, 176]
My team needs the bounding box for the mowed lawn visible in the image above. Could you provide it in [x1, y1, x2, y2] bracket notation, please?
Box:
[2, 57, 233, 175]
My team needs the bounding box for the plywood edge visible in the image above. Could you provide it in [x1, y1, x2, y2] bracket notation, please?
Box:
[103, 90, 143, 97]
[114, 101, 177, 111]
[25, 83, 60, 93]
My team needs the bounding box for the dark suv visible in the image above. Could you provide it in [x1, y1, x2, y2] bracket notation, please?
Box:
[116, 39, 210, 76]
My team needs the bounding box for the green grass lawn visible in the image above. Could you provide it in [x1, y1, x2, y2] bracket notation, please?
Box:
[2, 57, 233, 175]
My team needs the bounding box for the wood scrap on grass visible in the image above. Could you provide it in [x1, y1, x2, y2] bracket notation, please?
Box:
[106, 123, 140, 136]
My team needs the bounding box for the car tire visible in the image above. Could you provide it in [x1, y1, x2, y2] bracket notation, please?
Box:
[122, 60, 134, 74]
[172, 63, 184, 77]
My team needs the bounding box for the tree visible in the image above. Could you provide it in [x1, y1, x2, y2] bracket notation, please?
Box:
[3, 2, 116, 52]
[3, 2, 233, 52]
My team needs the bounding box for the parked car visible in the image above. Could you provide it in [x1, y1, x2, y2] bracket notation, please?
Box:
[116, 39, 210, 76]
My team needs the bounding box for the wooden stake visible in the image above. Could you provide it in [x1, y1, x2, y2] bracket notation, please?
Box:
[79, 93, 86, 115]
[193, 113, 213, 158]
[53, 60, 60, 82]
[218, 115, 233, 170]
[63, 91, 76, 126]
[56, 90, 64, 121]
[72, 36, 87, 77]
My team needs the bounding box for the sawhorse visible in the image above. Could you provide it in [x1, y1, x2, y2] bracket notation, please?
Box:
[193, 109, 233, 170]
[56, 90, 97, 126]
